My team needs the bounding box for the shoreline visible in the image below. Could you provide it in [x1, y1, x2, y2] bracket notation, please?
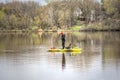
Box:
[0, 29, 120, 33]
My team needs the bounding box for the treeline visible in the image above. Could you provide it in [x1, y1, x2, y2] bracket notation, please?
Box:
[101, 0, 120, 30]
[0, 0, 119, 31]
[45, 0, 101, 29]
[102, 0, 120, 19]
[0, 1, 48, 30]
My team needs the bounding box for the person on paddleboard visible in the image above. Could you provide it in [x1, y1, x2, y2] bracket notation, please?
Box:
[60, 32, 65, 49]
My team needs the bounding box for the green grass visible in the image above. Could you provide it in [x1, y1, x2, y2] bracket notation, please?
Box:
[31, 26, 38, 30]
[71, 25, 85, 31]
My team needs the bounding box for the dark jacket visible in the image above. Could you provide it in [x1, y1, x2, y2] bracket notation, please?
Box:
[61, 34, 65, 42]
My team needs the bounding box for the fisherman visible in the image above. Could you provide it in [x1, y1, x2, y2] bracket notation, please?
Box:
[60, 32, 65, 49]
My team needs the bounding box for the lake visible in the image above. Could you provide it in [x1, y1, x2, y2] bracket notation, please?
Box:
[0, 32, 120, 80]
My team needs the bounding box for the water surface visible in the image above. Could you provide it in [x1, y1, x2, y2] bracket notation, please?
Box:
[0, 32, 120, 80]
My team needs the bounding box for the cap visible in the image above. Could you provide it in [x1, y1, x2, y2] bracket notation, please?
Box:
[60, 32, 64, 34]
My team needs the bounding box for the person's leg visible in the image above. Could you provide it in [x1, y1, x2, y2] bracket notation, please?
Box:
[62, 42, 65, 49]
[62, 42, 64, 49]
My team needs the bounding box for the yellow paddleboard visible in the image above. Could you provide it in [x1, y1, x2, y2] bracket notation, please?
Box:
[48, 48, 82, 52]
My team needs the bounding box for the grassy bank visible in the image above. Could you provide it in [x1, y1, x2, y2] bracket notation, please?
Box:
[71, 21, 120, 32]
[0, 30, 33, 34]
[0, 20, 120, 33]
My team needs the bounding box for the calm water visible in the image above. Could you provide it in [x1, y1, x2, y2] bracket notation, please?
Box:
[0, 32, 120, 80]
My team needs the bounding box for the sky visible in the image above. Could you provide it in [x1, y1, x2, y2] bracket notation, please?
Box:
[0, 0, 101, 5]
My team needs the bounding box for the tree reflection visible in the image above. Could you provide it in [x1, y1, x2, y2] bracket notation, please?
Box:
[62, 53, 66, 71]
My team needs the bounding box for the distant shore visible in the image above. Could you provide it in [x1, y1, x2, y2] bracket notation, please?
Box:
[0, 29, 120, 33]
[0, 23, 120, 33]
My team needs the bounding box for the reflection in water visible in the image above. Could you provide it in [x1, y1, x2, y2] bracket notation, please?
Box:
[0, 32, 120, 80]
[62, 53, 66, 71]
